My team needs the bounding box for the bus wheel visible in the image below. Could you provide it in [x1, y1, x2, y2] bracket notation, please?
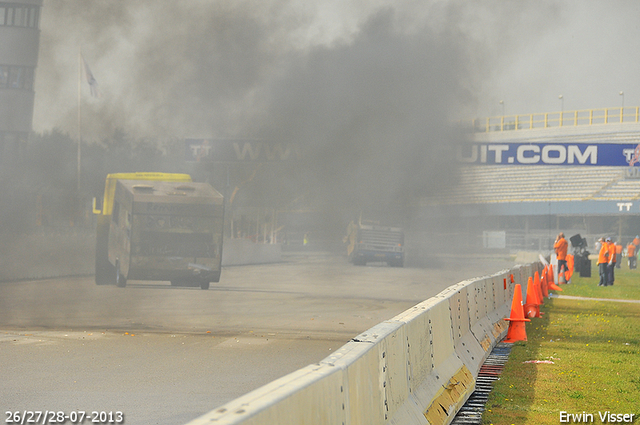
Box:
[200, 281, 210, 290]
[115, 260, 127, 288]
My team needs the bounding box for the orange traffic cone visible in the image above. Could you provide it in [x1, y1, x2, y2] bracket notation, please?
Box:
[504, 283, 530, 342]
[543, 263, 562, 292]
[540, 271, 549, 299]
[534, 271, 544, 305]
[548, 278, 563, 292]
[524, 277, 541, 318]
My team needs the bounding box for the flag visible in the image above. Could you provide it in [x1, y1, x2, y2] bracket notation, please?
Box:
[81, 54, 100, 97]
[630, 143, 640, 167]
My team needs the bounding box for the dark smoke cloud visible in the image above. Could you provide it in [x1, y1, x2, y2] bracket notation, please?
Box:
[34, 1, 486, 223]
[34, 1, 489, 139]
[253, 8, 471, 215]
[36, 1, 286, 138]
[37, 1, 639, 136]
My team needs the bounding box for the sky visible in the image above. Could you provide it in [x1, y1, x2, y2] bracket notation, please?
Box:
[32, 0, 640, 140]
[479, 0, 640, 118]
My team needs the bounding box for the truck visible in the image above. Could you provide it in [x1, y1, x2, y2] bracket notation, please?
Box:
[344, 218, 405, 267]
[93, 173, 224, 289]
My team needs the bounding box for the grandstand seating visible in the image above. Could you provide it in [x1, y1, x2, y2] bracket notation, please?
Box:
[433, 166, 638, 204]
[440, 109, 640, 206]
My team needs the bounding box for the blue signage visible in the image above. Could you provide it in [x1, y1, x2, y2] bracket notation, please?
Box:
[458, 143, 640, 166]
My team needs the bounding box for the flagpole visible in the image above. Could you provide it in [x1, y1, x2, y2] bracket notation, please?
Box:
[77, 49, 82, 194]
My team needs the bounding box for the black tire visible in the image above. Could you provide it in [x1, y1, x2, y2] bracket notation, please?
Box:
[200, 281, 210, 290]
[115, 260, 127, 288]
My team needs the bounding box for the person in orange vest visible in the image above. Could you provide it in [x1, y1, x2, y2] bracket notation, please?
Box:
[554, 232, 569, 277]
[615, 242, 623, 269]
[628, 241, 637, 269]
[597, 237, 609, 286]
[634, 235, 640, 247]
[606, 237, 616, 286]
[565, 254, 574, 283]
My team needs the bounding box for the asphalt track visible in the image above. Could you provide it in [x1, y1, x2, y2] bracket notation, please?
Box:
[0, 253, 516, 425]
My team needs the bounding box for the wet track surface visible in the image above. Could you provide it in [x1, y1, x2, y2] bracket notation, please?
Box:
[1, 253, 515, 425]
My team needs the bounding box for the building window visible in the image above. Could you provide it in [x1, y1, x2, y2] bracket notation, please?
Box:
[0, 65, 35, 90]
[13, 4, 21, 26]
[0, 4, 40, 28]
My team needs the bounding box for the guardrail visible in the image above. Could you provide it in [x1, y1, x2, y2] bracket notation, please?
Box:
[185, 263, 541, 425]
[469, 107, 640, 133]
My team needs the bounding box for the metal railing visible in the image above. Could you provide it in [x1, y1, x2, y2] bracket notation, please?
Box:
[469, 107, 640, 133]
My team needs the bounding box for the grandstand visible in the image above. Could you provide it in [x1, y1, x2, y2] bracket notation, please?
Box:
[434, 166, 629, 204]
[424, 107, 640, 251]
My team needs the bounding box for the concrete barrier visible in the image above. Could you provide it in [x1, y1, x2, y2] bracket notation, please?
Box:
[185, 263, 540, 425]
[197, 362, 346, 424]
[394, 296, 473, 425]
[328, 322, 409, 425]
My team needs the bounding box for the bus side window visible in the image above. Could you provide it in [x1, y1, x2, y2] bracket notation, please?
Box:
[112, 202, 119, 224]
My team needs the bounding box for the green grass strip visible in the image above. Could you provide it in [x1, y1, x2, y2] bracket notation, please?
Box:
[482, 265, 640, 425]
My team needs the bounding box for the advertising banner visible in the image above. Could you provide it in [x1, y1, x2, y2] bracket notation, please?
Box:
[457, 142, 640, 166]
[185, 139, 301, 162]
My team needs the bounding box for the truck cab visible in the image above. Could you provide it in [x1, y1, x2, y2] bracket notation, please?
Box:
[345, 219, 405, 267]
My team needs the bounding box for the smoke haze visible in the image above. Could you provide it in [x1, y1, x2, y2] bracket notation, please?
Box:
[35, 1, 481, 138]
[30, 0, 640, 230]
[35, 1, 640, 136]
[33, 1, 481, 222]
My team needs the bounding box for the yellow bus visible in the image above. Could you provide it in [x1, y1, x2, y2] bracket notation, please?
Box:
[93, 173, 225, 289]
